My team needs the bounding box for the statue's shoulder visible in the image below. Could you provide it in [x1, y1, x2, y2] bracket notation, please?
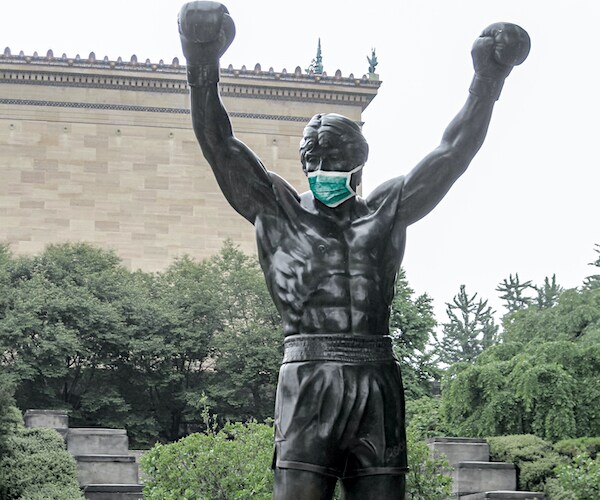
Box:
[268, 171, 300, 202]
[365, 175, 405, 209]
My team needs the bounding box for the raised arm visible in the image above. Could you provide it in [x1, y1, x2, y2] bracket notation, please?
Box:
[178, 2, 280, 224]
[397, 23, 530, 226]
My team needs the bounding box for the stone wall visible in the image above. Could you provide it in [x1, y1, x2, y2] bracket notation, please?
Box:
[0, 50, 379, 271]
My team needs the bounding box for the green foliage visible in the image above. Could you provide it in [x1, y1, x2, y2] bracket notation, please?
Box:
[405, 396, 450, 439]
[441, 358, 525, 438]
[141, 421, 274, 500]
[0, 241, 282, 447]
[390, 269, 439, 399]
[0, 373, 20, 455]
[201, 243, 282, 423]
[583, 243, 600, 289]
[534, 274, 563, 309]
[436, 285, 498, 366]
[18, 483, 84, 500]
[496, 273, 533, 313]
[1, 243, 134, 420]
[0, 427, 83, 500]
[405, 425, 452, 499]
[141, 418, 452, 500]
[442, 277, 600, 441]
[544, 454, 600, 500]
[487, 434, 563, 491]
[554, 437, 600, 459]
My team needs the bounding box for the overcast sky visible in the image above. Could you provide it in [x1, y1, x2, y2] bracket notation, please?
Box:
[2, 0, 599, 323]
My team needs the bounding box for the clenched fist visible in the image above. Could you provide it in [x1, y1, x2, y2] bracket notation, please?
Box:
[470, 23, 530, 100]
[472, 23, 530, 80]
[178, 1, 235, 84]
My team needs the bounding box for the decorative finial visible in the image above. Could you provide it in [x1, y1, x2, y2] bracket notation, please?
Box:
[306, 38, 323, 75]
[367, 48, 378, 76]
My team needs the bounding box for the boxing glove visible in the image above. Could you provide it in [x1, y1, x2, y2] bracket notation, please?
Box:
[178, 1, 236, 85]
[470, 23, 530, 100]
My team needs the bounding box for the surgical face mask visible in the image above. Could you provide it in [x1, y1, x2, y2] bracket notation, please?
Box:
[307, 165, 363, 208]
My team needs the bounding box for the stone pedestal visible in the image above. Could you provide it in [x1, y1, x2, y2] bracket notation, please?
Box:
[70, 428, 143, 499]
[428, 436, 545, 499]
[75, 455, 139, 485]
[82, 484, 144, 500]
[25, 409, 143, 500]
[24, 409, 69, 438]
[428, 437, 490, 465]
[68, 428, 129, 456]
[452, 461, 517, 495]
[460, 492, 545, 500]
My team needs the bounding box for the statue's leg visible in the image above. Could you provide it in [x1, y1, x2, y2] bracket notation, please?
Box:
[273, 468, 337, 500]
[341, 474, 406, 500]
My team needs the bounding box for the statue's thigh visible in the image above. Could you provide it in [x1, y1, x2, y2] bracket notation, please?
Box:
[341, 474, 405, 500]
[273, 468, 337, 500]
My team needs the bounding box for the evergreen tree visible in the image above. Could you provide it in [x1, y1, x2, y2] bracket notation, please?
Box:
[534, 274, 562, 309]
[436, 285, 498, 365]
[389, 269, 439, 399]
[583, 243, 600, 289]
[443, 273, 600, 441]
[496, 273, 533, 313]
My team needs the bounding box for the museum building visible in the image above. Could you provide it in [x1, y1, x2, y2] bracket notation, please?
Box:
[0, 48, 380, 271]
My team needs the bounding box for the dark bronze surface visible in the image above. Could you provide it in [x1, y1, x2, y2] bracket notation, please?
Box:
[178, 3, 529, 498]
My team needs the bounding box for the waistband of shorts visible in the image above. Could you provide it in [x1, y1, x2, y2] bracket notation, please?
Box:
[282, 334, 398, 363]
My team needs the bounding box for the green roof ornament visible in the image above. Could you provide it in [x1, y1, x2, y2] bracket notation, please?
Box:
[306, 38, 324, 75]
[367, 48, 378, 76]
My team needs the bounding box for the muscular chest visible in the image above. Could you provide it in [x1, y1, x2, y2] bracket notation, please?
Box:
[257, 213, 391, 291]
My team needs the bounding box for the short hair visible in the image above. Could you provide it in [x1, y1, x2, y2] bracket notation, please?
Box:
[299, 113, 369, 170]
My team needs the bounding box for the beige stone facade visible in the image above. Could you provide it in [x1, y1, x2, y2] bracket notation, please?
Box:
[0, 50, 379, 271]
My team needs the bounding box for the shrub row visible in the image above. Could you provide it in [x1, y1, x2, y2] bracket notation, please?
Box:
[0, 426, 83, 500]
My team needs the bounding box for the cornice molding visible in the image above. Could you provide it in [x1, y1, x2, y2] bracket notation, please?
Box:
[0, 97, 317, 123]
[0, 50, 380, 86]
[0, 50, 380, 110]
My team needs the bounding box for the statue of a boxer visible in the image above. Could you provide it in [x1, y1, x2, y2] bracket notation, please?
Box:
[178, 3, 529, 499]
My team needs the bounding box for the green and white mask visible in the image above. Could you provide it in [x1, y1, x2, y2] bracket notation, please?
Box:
[307, 165, 363, 208]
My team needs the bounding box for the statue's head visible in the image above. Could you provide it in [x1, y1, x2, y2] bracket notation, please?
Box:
[299, 114, 369, 207]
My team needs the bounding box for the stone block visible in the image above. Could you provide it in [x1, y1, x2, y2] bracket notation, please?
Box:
[24, 409, 69, 438]
[82, 484, 143, 500]
[460, 491, 545, 500]
[428, 437, 490, 465]
[452, 462, 517, 495]
[68, 428, 129, 456]
[75, 455, 139, 486]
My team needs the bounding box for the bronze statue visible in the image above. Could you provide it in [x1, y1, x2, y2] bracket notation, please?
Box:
[367, 48, 378, 74]
[177, 3, 529, 499]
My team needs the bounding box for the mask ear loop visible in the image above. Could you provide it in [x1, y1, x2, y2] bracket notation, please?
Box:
[345, 165, 364, 195]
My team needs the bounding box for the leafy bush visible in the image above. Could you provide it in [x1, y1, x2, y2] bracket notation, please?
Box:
[544, 454, 600, 500]
[0, 427, 83, 500]
[554, 436, 600, 459]
[141, 421, 274, 500]
[405, 396, 450, 439]
[0, 373, 20, 456]
[142, 418, 452, 499]
[406, 426, 452, 499]
[487, 434, 563, 491]
[18, 482, 83, 500]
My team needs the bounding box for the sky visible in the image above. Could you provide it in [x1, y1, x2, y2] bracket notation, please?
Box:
[1, 0, 599, 323]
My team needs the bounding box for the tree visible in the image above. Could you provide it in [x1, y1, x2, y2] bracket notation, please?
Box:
[534, 274, 563, 309]
[436, 285, 498, 366]
[0, 243, 134, 424]
[583, 243, 600, 289]
[389, 269, 439, 399]
[202, 242, 282, 424]
[442, 283, 600, 441]
[496, 273, 533, 313]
